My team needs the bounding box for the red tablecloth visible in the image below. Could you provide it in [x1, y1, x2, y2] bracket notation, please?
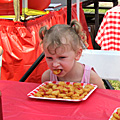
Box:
[0, 80, 120, 120]
[95, 5, 120, 50]
[0, 2, 93, 83]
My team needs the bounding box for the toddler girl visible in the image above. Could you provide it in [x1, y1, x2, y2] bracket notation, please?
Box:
[39, 19, 105, 89]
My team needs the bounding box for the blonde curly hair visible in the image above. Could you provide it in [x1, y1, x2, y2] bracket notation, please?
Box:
[39, 19, 88, 55]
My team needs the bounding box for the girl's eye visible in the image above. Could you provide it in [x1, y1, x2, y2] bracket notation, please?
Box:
[59, 57, 66, 59]
[46, 57, 53, 60]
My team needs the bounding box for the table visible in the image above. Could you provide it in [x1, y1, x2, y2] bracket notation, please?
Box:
[95, 5, 120, 50]
[0, 80, 120, 120]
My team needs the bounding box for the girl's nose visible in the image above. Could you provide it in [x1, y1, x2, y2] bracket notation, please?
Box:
[53, 61, 60, 67]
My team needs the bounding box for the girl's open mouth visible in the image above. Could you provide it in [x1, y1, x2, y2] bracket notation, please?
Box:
[53, 69, 62, 75]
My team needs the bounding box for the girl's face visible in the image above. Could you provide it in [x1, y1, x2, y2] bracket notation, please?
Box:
[44, 45, 81, 77]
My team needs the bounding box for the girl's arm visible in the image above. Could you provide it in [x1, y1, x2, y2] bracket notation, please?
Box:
[90, 70, 106, 89]
[41, 69, 50, 83]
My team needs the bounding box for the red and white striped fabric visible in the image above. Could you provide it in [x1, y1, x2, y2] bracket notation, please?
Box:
[95, 5, 120, 50]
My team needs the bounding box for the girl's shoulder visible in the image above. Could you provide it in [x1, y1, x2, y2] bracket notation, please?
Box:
[90, 69, 105, 89]
[41, 69, 51, 83]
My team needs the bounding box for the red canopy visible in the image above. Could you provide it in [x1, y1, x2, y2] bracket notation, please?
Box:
[0, 3, 93, 83]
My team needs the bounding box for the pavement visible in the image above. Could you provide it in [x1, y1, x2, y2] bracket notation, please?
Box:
[51, 0, 85, 6]
[51, 0, 120, 6]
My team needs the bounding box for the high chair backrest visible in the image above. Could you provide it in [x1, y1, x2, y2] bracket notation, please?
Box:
[78, 50, 120, 81]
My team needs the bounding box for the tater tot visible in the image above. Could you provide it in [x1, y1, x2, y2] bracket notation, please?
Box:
[68, 87, 74, 92]
[48, 83, 55, 88]
[75, 89, 84, 95]
[78, 95, 85, 99]
[84, 84, 94, 90]
[52, 90, 60, 96]
[73, 83, 82, 86]
[72, 97, 79, 99]
[34, 91, 43, 97]
[111, 117, 118, 120]
[113, 113, 120, 119]
[48, 95, 56, 98]
[53, 69, 61, 75]
[63, 96, 71, 99]
[46, 89, 53, 95]
[58, 94, 66, 98]
[62, 88, 68, 93]
[58, 81, 66, 86]
[52, 84, 57, 89]
[117, 109, 120, 114]
[72, 93, 79, 97]
[83, 88, 91, 93]
[66, 92, 74, 97]
[40, 86, 47, 91]
[82, 92, 88, 96]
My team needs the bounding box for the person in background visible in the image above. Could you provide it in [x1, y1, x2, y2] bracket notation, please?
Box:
[39, 19, 105, 89]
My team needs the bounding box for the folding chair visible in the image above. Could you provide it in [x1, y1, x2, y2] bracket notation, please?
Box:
[78, 49, 120, 89]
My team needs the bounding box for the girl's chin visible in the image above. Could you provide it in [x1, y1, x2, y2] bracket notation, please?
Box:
[57, 71, 65, 76]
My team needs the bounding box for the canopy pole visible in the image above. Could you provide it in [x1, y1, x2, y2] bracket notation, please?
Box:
[76, 0, 80, 21]
[67, 0, 71, 25]
[13, 0, 20, 21]
[21, 0, 28, 20]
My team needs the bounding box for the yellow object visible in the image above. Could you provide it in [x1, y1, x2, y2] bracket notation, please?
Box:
[0, 15, 15, 19]
[0, 9, 49, 20]
[21, 8, 49, 20]
[24, 9, 49, 16]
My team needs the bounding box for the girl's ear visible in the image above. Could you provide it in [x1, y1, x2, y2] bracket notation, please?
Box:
[75, 48, 82, 61]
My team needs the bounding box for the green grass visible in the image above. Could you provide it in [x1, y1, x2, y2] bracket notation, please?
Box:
[109, 80, 120, 90]
[83, 9, 108, 14]
[83, 3, 111, 14]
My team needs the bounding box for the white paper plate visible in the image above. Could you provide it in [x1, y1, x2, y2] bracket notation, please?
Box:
[27, 81, 97, 102]
[109, 107, 120, 120]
